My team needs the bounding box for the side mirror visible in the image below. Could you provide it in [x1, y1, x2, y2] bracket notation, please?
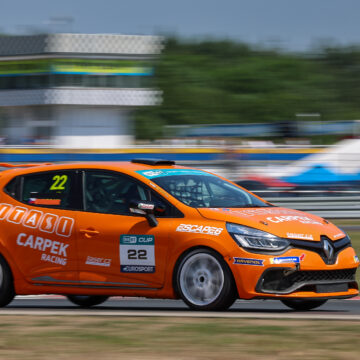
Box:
[129, 200, 158, 227]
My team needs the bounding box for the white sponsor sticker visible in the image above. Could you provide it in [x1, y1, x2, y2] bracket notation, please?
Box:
[120, 235, 155, 273]
[0, 203, 74, 237]
[286, 232, 314, 240]
[176, 224, 223, 236]
[16, 232, 69, 266]
[16, 232, 69, 257]
[266, 215, 322, 225]
[215, 208, 304, 217]
[270, 254, 305, 264]
[142, 170, 164, 177]
[85, 256, 111, 267]
[41, 253, 67, 266]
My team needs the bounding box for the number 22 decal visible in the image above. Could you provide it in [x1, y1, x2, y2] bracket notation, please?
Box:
[50, 175, 68, 191]
[128, 249, 147, 260]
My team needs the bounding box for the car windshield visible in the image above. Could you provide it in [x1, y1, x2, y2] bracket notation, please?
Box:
[137, 169, 272, 208]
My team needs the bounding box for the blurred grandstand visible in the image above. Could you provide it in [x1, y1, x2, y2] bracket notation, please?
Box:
[0, 33, 163, 148]
[0, 33, 360, 211]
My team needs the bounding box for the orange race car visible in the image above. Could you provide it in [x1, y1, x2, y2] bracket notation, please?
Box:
[0, 159, 358, 310]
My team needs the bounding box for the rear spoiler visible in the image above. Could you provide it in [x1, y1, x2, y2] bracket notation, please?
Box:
[0, 163, 53, 168]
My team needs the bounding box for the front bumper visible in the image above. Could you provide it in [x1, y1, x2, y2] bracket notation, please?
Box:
[256, 267, 357, 295]
[229, 243, 359, 300]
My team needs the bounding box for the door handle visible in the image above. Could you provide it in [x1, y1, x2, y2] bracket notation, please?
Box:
[79, 228, 100, 238]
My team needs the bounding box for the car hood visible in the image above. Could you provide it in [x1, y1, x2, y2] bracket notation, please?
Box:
[197, 207, 345, 242]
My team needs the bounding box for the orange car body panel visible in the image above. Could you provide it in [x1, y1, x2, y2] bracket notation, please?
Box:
[0, 161, 357, 300]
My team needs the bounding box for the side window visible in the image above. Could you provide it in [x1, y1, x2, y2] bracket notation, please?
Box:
[149, 191, 177, 217]
[4, 177, 18, 199]
[84, 171, 149, 215]
[21, 171, 76, 209]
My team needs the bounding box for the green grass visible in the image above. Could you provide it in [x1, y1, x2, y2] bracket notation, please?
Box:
[2, 221, 358, 360]
[0, 316, 359, 359]
[347, 230, 360, 256]
[338, 226, 360, 283]
[346, 230, 360, 283]
[331, 220, 360, 283]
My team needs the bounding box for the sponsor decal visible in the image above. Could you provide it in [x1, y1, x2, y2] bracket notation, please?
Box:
[23, 210, 43, 229]
[355, 256, 359, 264]
[7, 206, 27, 224]
[138, 203, 154, 210]
[41, 254, 66, 266]
[120, 235, 155, 273]
[176, 224, 223, 236]
[214, 208, 324, 226]
[266, 215, 322, 225]
[286, 232, 314, 240]
[140, 170, 164, 178]
[269, 254, 305, 265]
[149, 182, 158, 189]
[0, 204, 12, 220]
[85, 256, 111, 267]
[121, 265, 154, 273]
[16, 232, 68, 266]
[136, 169, 213, 179]
[39, 213, 58, 233]
[233, 257, 264, 266]
[214, 208, 304, 217]
[30, 199, 61, 206]
[55, 217, 74, 237]
[0, 203, 74, 237]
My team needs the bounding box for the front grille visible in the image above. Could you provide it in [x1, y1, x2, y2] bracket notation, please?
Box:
[289, 235, 351, 265]
[257, 268, 357, 294]
[289, 269, 355, 283]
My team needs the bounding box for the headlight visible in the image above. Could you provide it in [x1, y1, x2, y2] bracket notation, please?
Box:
[337, 227, 352, 244]
[226, 223, 289, 251]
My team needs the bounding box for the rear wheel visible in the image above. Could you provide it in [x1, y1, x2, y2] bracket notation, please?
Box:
[0, 255, 15, 307]
[66, 295, 109, 307]
[176, 249, 237, 311]
[281, 299, 327, 311]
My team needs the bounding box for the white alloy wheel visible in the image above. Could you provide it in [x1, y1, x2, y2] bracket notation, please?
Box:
[180, 253, 225, 307]
[177, 248, 238, 311]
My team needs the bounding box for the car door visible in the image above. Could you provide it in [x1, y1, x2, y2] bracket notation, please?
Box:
[75, 170, 177, 290]
[2, 169, 79, 284]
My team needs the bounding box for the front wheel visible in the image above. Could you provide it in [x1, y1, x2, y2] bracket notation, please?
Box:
[176, 249, 237, 311]
[66, 295, 109, 307]
[281, 299, 327, 311]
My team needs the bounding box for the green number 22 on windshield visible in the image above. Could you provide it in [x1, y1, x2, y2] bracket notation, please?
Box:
[50, 175, 68, 191]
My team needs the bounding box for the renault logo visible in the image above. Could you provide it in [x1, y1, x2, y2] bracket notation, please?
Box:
[323, 239, 334, 261]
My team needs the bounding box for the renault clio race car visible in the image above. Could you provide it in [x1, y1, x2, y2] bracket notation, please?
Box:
[0, 159, 358, 310]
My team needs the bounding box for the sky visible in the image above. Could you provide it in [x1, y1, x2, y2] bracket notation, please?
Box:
[1, 0, 360, 51]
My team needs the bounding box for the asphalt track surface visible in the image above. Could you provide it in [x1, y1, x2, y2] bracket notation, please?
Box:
[1, 296, 359, 320]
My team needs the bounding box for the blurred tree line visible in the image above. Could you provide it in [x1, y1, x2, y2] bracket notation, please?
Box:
[135, 38, 360, 140]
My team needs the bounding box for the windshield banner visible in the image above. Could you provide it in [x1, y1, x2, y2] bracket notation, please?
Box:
[136, 169, 214, 179]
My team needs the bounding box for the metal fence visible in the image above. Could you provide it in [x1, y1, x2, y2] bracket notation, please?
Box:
[265, 195, 360, 219]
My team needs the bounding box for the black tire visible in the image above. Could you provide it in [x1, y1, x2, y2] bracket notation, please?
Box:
[281, 299, 328, 311]
[66, 295, 109, 307]
[176, 248, 237, 311]
[0, 255, 15, 307]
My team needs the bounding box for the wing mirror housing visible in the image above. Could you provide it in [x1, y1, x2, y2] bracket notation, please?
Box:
[129, 200, 158, 227]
